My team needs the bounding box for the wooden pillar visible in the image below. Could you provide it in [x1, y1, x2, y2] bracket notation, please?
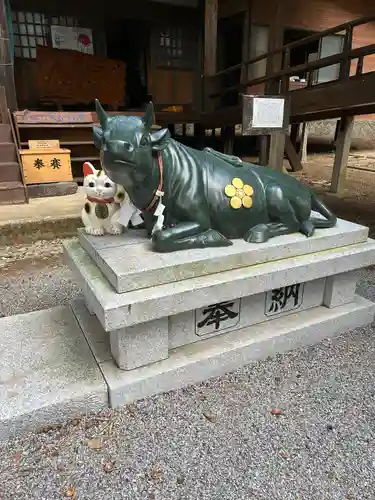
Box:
[222, 125, 235, 155]
[331, 116, 354, 194]
[259, 136, 269, 165]
[264, 0, 284, 95]
[269, 132, 286, 172]
[0, 0, 17, 113]
[241, 0, 252, 85]
[204, 0, 218, 77]
[299, 122, 308, 163]
[263, 0, 285, 170]
[194, 122, 205, 150]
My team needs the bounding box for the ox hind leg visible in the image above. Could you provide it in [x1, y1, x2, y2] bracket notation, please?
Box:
[244, 184, 310, 244]
[152, 222, 232, 252]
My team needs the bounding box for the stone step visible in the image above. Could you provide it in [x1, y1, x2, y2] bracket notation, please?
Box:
[2, 293, 374, 441]
[72, 295, 375, 408]
[0, 181, 26, 205]
[0, 161, 22, 182]
[0, 124, 13, 143]
[0, 142, 17, 162]
[0, 306, 108, 443]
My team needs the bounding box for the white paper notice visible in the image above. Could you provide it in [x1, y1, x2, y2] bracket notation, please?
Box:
[119, 201, 142, 227]
[252, 97, 285, 129]
[51, 25, 94, 55]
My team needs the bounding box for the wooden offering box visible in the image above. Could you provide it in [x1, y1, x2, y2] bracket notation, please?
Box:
[20, 147, 72, 185]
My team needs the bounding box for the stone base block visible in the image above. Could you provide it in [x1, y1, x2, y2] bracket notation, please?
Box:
[0, 306, 108, 442]
[109, 318, 169, 370]
[64, 239, 375, 331]
[72, 295, 375, 408]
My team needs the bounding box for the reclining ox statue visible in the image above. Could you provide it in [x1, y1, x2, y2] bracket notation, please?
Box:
[93, 99, 337, 253]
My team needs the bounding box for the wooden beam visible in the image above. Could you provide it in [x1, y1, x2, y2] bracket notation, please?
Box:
[290, 123, 299, 148]
[331, 116, 354, 194]
[285, 135, 303, 172]
[204, 0, 218, 77]
[291, 72, 375, 122]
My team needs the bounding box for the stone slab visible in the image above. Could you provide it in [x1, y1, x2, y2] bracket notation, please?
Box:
[78, 217, 368, 293]
[73, 295, 375, 407]
[0, 306, 108, 442]
[78, 227, 147, 251]
[64, 238, 375, 331]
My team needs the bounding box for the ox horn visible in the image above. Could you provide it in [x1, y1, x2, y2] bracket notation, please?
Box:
[95, 99, 108, 129]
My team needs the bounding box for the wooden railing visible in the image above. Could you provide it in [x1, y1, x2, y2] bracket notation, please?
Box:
[205, 15, 375, 110]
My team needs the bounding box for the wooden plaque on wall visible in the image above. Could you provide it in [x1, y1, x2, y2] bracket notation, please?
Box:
[35, 46, 126, 108]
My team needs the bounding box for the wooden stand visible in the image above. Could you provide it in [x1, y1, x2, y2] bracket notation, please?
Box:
[20, 148, 72, 185]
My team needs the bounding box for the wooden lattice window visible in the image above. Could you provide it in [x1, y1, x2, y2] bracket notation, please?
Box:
[150, 24, 197, 69]
[50, 16, 79, 27]
[12, 11, 49, 59]
[12, 12, 80, 59]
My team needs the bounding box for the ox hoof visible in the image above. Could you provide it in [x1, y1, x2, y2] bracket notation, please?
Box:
[300, 220, 315, 237]
[244, 224, 270, 244]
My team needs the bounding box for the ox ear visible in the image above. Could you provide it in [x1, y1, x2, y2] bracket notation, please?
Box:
[151, 128, 170, 151]
[143, 101, 154, 130]
[93, 125, 103, 150]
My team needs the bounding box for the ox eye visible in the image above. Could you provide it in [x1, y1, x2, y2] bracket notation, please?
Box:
[140, 136, 149, 146]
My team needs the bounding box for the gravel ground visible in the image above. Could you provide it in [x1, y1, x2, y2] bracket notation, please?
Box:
[0, 239, 80, 317]
[1, 242, 375, 499]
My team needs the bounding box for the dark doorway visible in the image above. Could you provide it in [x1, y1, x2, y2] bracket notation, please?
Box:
[106, 19, 148, 109]
[283, 28, 319, 80]
[217, 13, 243, 107]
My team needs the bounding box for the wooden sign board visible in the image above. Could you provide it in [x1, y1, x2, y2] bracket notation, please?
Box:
[14, 110, 94, 124]
[28, 139, 60, 149]
[241, 94, 290, 136]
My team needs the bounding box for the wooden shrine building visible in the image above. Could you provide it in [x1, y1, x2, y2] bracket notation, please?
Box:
[0, 0, 375, 203]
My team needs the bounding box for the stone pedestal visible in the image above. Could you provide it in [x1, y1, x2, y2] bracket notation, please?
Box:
[64, 218, 375, 407]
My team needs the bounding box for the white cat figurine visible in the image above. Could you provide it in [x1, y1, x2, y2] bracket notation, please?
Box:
[81, 162, 124, 236]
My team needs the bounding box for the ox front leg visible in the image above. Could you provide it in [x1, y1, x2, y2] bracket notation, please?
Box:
[152, 222, 232, 252]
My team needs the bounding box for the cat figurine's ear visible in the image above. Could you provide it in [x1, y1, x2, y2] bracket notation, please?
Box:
[83, 161, 96, 177]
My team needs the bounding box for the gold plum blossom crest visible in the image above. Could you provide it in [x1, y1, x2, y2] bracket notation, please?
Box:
[224, 177, 254, 209]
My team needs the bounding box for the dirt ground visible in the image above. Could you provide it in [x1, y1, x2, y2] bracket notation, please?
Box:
[292, 152, 375, 237]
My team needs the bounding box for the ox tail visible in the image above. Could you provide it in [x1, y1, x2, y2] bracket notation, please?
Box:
[309, 193, 337, 229]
